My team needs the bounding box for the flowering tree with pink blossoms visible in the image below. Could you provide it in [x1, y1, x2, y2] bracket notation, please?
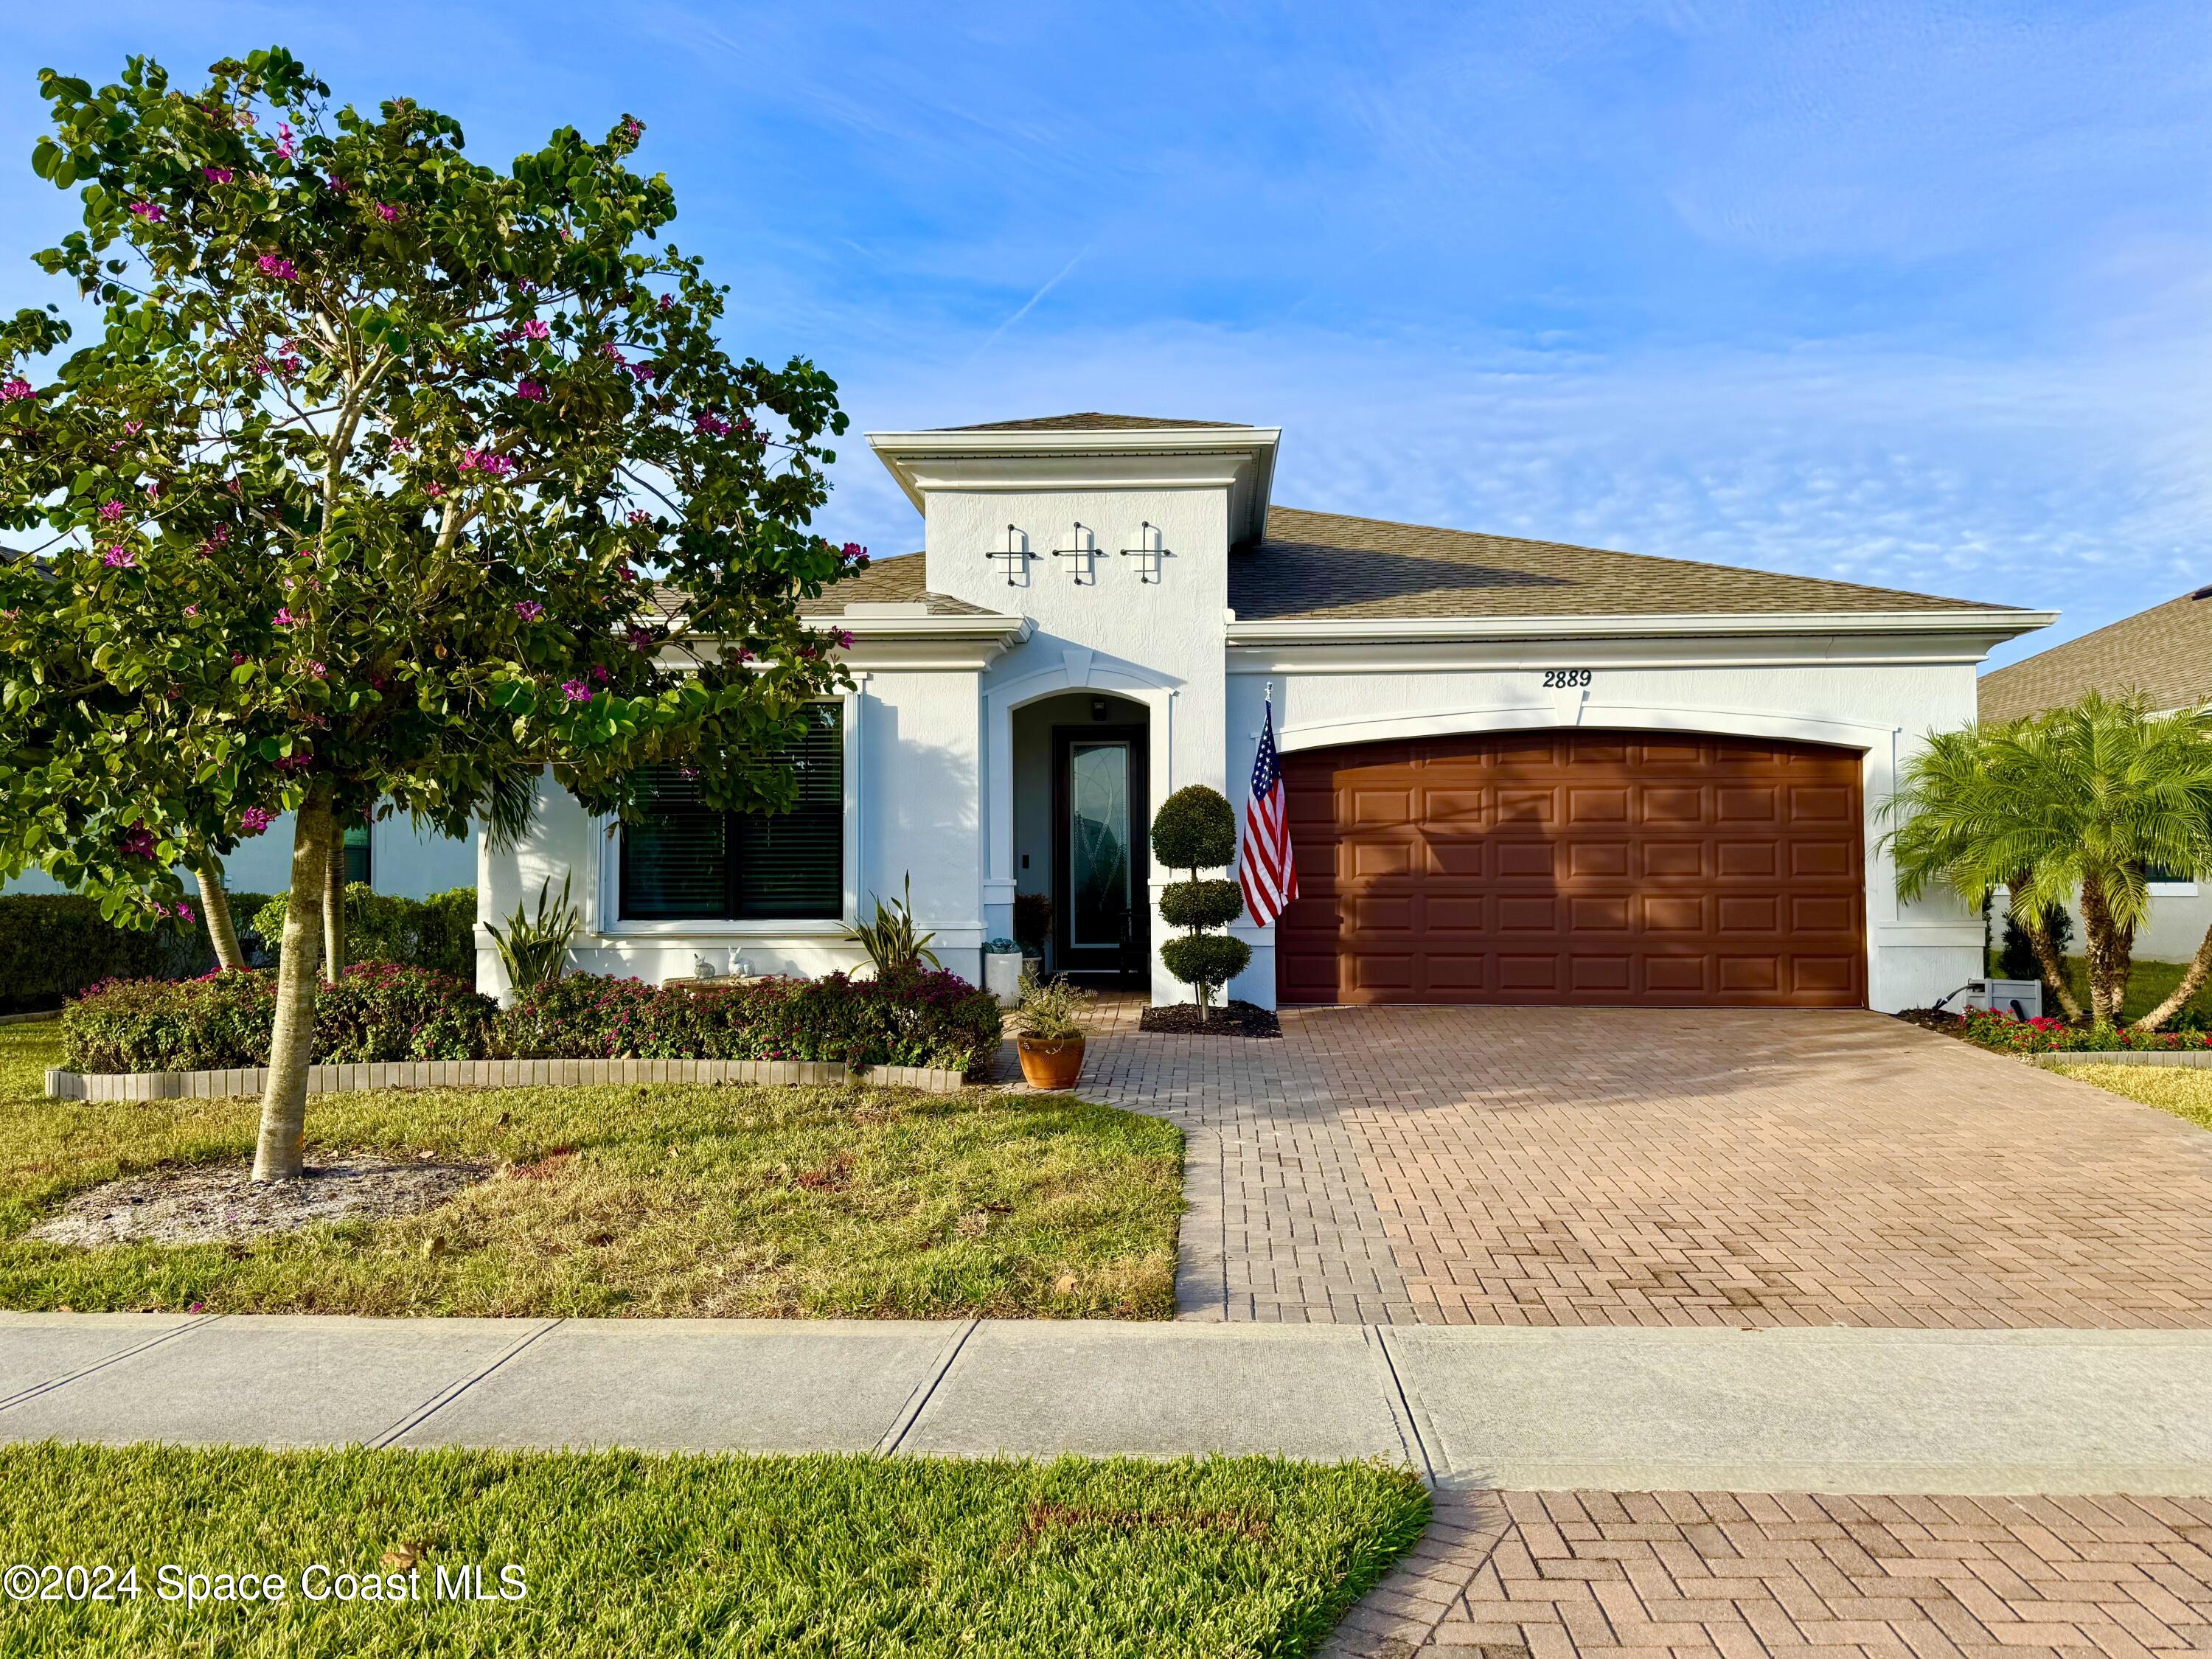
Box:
[0, 49, 865, 1178]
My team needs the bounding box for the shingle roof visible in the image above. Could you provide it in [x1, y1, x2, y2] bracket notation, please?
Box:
[1231, 506, 2009, 621]
[650, 555, 1001, 623]
[930, 412, 1251, 433]
[1978, 586, 2212, 723]
[798, 553, 999, 617]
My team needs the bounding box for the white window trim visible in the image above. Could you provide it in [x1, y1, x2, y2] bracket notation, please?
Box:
[2149, 880, 2200, 898]
[590, 690, 863, 937]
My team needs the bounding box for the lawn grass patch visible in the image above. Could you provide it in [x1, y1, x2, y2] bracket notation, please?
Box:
[2051, 957, 2212, 1026]
[0, 1442, 1429, 1657]
[0, 1021, 1181, 1318]
[2052, 1064, 2212, 1133]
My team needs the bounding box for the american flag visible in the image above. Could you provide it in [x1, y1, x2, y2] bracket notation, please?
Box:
[1240, 691, 1298, 927]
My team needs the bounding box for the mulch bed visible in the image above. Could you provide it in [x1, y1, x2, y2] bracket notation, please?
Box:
[29, 1155, 487, 1248]
[1138, 1000, 1282, 1039]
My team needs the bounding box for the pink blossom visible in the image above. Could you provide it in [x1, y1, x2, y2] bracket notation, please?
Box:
[236, 110, 257, 128]
[627, 627, 655, 652]
[253, 356, 271, 375]
[658, 292, 674, 310]
[425, 481, 445, 498]
[257, 254, 299, 282]
[274, 607, 298, 627]
[307, 660, 327, 678]
[0, 378, 36, 402]
[273, 753, 313, 773]
[129, 201, 164, 223]
[694, 413, 730, 436]
[459, 450, 516, 478]
[590, 664, 609, 684]
[145, 479, 163, 498]
[600, 342, 625, 364]
[626, 509, 652, 526]
[98, 500, 126, 521]
[835, 630, 855, 650]
[276, 123, 296, 160]
[124, 419, 142, 436]
[174, 901, 197, 923]
[628, 361, 655, 383]
[101, 546, 135, 568]
[240, 806, 274, 834]
[387, 434, 413, 451]
[327, 175, 349, 193]
[375, 202, 398, 223]
[231, 652, 248, 666]
[118, 827, 156, 860]
[515, 600, 544, 621]
[183, 604, 199, 618]
[515, 380, 546, 403]
[622, 116, 643, 142]
[562, 680, 593, 703]
[203, 166, 234, 184]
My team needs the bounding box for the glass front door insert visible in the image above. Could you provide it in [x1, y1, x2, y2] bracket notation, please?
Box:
[1068, 740, 1133, 950]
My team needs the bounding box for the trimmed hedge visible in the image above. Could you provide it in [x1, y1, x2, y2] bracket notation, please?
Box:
[0, 892, 276, 1015]
[497, 969, 1004, 1076]
[251, 885, 476, 979]
[59, 965, 1003, 1078]
[60, 963, 496, 1072]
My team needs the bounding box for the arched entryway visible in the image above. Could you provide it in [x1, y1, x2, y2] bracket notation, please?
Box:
[1276, 727, 1867, 1006]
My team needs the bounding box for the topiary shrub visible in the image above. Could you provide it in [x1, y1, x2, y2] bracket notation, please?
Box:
[1149, 785, 1249, 1012]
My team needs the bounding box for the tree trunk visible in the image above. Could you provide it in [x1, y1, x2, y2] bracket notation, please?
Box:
[2137, 919, 2212, 1032]
[193, 859, 245, 972]
[2018, 906, 2086, 1023]
[2076, 876, 2132, 1030]
[252, 786, 334, 1183]
[321, 823, 347, 981]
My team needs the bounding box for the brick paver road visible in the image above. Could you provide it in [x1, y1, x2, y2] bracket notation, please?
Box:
[1076, 1006, 2212, 1328]
[1326, 1488, 2212, 1659]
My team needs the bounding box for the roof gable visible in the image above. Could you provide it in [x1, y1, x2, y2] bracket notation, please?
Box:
[930, 412, 1251, 433]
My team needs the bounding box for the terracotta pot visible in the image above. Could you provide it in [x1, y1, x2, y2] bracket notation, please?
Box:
[1015, 1034, 1086, 1090]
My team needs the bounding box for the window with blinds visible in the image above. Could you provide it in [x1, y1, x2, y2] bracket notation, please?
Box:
[619, 703, 845, 920]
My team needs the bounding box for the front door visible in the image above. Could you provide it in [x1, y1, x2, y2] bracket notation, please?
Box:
[1053, 724, 1150, 977]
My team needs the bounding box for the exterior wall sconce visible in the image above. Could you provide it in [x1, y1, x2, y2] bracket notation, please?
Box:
[1119, 521, 1170, 584]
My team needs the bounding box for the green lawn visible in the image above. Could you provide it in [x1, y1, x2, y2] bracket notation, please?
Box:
[2046, 957, 2212, 1026]
[0, 1443, 1427, 1657]
[2053, 1063, 2212, 1133]
[0, 1023, 1181, 1318]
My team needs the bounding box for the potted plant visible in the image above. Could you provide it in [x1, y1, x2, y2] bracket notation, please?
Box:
[1010, 973, 1091, 1089]
[1012, 891, 1052, 983]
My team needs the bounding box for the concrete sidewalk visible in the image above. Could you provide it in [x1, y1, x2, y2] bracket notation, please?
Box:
[3, 1315, 2209, 1495]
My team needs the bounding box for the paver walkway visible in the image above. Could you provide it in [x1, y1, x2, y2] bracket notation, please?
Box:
[1073, 1006, 2212, 1328]
[1326, 1488, 2212, 1659]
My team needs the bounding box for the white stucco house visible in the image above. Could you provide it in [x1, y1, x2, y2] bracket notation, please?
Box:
[481, 413, 2053, 1012]
[1978, 585, 2212, 965]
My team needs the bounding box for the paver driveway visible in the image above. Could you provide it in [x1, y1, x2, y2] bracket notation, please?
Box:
[1076, 1006, 2212, 1328]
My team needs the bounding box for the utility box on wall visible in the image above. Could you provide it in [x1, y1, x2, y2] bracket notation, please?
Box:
[1962, 978, 2044, 1020]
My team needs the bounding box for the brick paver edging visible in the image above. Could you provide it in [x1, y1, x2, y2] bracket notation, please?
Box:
[44, 1057, 970, 1102]
[2028, 1048, 2212, 1067]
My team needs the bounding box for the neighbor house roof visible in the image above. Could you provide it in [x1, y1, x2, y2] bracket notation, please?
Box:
[1978, 586, 2212, 723]
[930, 412, 1253, 433]
[1229, 507, 2008, 621]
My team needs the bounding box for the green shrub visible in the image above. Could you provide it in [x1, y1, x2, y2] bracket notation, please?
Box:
[251, 885, 478, 978]
[493, 968, 1004, 1075]
[0, 894, 274, 1014]
[1150, 785, 1237, 870]
[60, 965, 495, 1073]
[1159, 878, 1244, 931]
[1150, 785, 1249, 1012]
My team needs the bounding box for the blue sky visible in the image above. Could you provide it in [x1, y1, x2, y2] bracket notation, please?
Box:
[6, 2, 2208, 667]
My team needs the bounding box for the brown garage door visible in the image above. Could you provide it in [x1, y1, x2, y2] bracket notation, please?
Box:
[1276, 729, 1865, 1006]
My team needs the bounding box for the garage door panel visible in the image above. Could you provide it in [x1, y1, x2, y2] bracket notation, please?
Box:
[1279, 728, 1864, 1007]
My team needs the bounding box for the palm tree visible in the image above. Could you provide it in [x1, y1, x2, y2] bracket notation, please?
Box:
[1883, 692, 2212, 1030]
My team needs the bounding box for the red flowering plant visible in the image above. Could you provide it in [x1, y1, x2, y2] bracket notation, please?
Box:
[1954, 1005, 2212, 1054]
[1, 48, 868, 1177]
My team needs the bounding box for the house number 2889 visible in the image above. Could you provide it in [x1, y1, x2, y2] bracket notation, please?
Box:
[1541, 669, 1593, 689]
